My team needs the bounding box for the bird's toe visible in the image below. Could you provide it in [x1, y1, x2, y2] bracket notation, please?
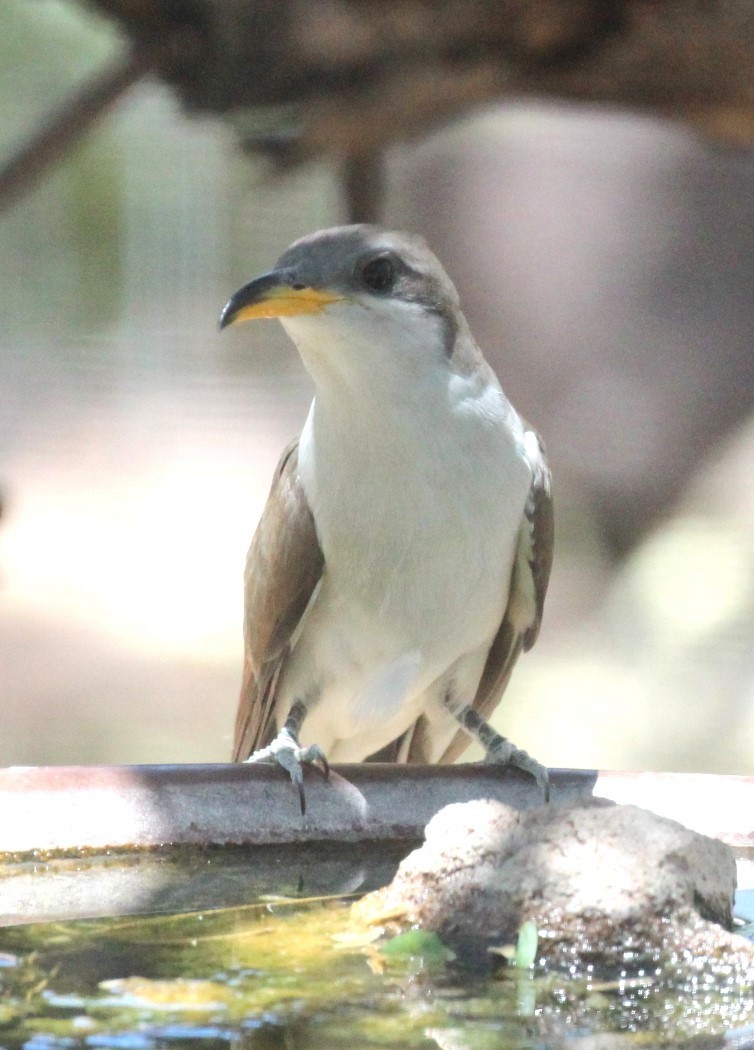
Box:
[484, 739, 550, 802]
[245, 730, 330, 814]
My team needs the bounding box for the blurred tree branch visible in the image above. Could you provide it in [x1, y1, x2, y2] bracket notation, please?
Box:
[0, 47, 148, 213]
[2, 0, 754, 214]
[87, 0, 754, 151]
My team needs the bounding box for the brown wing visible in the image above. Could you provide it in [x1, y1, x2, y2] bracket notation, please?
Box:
[232, 439, 324, 761]
[435, 427, 553, 764]
[521, 429, 554, 651]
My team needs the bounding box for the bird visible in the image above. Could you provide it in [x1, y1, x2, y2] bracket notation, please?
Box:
[220, 224, 553, 812]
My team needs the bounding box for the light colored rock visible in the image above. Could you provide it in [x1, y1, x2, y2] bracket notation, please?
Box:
[354, 798, 751, 972]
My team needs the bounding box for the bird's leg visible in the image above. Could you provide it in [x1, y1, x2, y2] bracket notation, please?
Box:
[244, 699, 329, 814]
[447, 699, 550, 802]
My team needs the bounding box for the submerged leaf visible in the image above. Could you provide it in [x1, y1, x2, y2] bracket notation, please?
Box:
[514, 921, 538, 969]
[380, 929, 453, 965]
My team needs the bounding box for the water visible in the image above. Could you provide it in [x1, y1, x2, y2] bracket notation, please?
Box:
[2, 847, 754, 1049]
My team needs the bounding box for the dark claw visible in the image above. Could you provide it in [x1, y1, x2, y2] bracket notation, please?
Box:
[277, 749, 308, 815]
[515, 751, 550, 803]
[246, 734, 330, 815]
[297, 777, 307, 815]
[291, 766, 306, 815]
[300, 743, 329, 781]
[485, 742, 550, 804]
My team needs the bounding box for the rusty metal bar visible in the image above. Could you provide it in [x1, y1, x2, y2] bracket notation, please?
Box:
[0, 764, 751, 858]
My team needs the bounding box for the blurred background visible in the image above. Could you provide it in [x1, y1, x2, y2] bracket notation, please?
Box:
[2, 0, 754, 773]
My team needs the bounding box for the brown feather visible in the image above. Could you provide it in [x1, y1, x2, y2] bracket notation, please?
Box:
[523, 429, 554, 651]
[232, 439, 324, 761]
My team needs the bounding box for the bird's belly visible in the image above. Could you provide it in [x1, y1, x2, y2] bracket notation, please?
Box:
[288, 399, 533, 757]
[322, 476, 522, 655]
[281, 511, 518, 756]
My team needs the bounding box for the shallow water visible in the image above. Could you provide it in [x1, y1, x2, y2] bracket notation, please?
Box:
[1, 847, 754, 1049]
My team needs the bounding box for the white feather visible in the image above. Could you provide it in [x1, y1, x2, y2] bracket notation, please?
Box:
[270, 297, 533, 760]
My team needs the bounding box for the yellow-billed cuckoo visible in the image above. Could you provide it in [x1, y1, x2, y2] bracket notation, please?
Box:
[220, 225, 553, 811]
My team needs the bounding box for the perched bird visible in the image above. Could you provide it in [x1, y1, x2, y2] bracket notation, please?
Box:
[220, 225, 553, 811]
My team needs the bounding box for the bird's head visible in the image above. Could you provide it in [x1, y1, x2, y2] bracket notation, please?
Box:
[220, 225, 468, 388]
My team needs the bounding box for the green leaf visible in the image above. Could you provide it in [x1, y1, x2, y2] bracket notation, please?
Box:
[514, 920, 538, 969]
[380, 929, 452, 964]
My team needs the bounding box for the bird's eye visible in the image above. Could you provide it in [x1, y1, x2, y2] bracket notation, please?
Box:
[360, 255, 395, 292]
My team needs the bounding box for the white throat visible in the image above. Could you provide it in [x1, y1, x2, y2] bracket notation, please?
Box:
[283, 303, 532, 657]
[281, 297, 450, 404]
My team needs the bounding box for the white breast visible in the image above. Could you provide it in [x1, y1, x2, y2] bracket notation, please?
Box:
[276, 301, 533, 750]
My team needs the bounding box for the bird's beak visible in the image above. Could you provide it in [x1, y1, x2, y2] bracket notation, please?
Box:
[220, 270, 343, 329]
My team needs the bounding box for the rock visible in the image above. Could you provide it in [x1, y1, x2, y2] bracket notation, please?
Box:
[353, 798, 753, 974]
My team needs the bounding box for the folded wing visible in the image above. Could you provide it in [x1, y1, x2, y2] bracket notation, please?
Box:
[233, 440, 325, 761]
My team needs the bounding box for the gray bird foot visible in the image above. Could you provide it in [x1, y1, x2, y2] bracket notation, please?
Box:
[484, 739, 550, 803]
[245, 728, 329, 815]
